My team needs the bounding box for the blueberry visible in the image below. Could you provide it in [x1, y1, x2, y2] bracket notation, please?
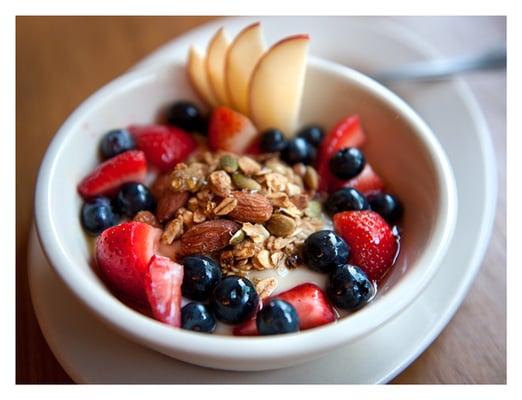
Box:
[256, 299, 299, 335]
[181, 302, 216, 333]
[303, 230, 350, 273]
[281, 137, 315, 165]
[210, 276, 259, 324]
[327, 264, 375, 310]
[81, 197, 119, 235]
[166, 101, 205, 132]
[114, 182, 155, 217]
[296, 125, 324, 147]
[324, 187, 369, 216]
[259, 129, 287, 153]
[329, 147, 365, 180]
[368, 192, 403, 224]
[99, 129, 135, 160]
[196, 115, 210, 136]
[182, 255, 222, 301]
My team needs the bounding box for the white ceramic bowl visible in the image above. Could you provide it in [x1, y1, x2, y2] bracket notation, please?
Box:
[35, 57, 457, 371]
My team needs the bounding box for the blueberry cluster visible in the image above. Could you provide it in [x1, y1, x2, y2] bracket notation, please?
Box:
[324, 145, 402, 224]
[181, 255, 260, 332]
[179, 256, 245, 332]
[324, 188, 403, 224]
[302, 230, 375, 311]
[179, 255, 302, 335]
[259, 125, 325, 166]
[81, 182, 155, 236]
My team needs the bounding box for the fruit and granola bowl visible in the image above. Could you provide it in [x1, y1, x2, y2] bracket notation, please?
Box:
[35, 23, 457, 370]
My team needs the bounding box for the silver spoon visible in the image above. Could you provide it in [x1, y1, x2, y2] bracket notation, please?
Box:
[371, 46, 506, 83]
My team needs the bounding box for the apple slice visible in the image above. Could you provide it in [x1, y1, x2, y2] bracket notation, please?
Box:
[206, 27, 231, 106]
[248, 34, 310, 137]
[225, 22, 266, 115]
[187, 46, 218, 107]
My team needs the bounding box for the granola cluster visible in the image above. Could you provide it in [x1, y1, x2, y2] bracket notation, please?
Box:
[136, 150, 325, 298]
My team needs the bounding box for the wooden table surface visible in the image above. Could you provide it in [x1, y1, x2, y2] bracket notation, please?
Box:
[16, 16, 506, 384]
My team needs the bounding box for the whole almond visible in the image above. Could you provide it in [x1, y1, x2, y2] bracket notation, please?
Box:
[156, 191, 189, 223]
[180, 219, 240, 255]
[228, 191, 273, 223]
[150, 174, 172, 199]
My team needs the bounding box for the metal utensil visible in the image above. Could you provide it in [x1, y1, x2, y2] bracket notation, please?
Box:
[371, 46, 506, 83]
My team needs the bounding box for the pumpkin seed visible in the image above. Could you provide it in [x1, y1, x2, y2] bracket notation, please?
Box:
[219, 155, 238, 173]
[232, 173, 262, 191]
[266, 213, 297, 237]
[229, 229, 246, 245]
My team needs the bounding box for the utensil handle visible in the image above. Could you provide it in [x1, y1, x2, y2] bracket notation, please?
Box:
[372, 46, 506, 82]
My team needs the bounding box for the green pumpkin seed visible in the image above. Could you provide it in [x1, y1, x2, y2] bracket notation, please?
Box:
[232, 173, 262, 191]
[266, 214, 297, 237]
[229, 229, 246, 245]
[219, 155, 238, 173]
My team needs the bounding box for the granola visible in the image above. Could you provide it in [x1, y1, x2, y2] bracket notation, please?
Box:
[150, 150, 325, 284]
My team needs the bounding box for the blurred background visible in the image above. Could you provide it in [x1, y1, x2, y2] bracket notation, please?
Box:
[16, 16, 506, 383]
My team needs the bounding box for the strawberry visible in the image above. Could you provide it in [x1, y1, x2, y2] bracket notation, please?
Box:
[233, 283, 336, 336]
[244, 138, 261, 155]
[333, 211, 398, 283]
[95, 221, 162, 304]
[129, 124, 197, 172]
[329, 163, 385, 194]
[208, 106, 258, 154]
[316, 115, 367, 192]
[78, 150, 147, 199]
[144, 255, 184, 327]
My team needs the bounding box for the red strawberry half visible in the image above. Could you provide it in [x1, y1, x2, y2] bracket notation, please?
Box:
[78, 150, 147, 199]
[333, 211, 398, 283]
[316, 115, 367, 192]
[129, 124, 197, 172]
[233, 283, 337, 336]
[330, 163, 385, 194]
[208, 106, 258, 154]
[95, 221, 162, 304]
[144, 255, 184, 327]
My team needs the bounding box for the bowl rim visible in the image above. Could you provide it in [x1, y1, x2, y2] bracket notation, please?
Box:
[34, 56, 457, 364]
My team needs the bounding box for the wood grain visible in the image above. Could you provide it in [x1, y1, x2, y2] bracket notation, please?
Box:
[16, 16, 506, 384]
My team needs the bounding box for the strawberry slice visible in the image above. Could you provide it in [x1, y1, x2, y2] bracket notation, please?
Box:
[316, 115, 367, 192]
[144, 255, 184, 327]
[129, 124, 197, 172]
[233, 283, 336, 336]
[95, 221, 162, 304]
[208, 106, 258, 154]
[333, 211, 398, 283]
[78, 150, 147, 199]
[329, 163, 385, 194]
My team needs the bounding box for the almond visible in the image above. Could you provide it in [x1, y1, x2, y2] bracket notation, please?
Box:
[150, 173, 172, 199]
[180, 219, 240, 255]
[156, 191, 189, 223]
[228, 191, 273, 223]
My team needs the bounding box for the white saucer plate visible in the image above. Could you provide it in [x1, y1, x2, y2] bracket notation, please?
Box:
[28, 17, 496, 383]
